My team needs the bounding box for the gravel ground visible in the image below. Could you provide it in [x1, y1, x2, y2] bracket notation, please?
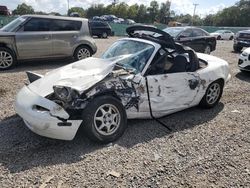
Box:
[0, 38, 249, 187]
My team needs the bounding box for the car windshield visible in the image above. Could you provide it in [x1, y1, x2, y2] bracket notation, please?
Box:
[163, 27, 185, 37]
[102, 40, 154, 73]
[1, 16, 27, 32]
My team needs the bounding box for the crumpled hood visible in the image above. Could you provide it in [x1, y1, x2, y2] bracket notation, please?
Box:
[28, 57, 119, 97]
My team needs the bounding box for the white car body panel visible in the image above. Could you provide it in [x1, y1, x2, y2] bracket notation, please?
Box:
[15, 38, 230, 140]
[210, 31, 234, 40]
[238, 47, 250, 71]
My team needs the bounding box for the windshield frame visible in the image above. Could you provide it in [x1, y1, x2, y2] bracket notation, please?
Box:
[102, 38, 158, 75]
[1, 16, 28, 32]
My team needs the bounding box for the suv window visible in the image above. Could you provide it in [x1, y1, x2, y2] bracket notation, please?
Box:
[24, 18, 51, 32]
[52, 20, 82, 31]
[192, 29, 208, 37]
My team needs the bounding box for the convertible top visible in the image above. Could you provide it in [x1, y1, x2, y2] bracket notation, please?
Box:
[126, 25, 192, 54]
[126, 25, 200, 66]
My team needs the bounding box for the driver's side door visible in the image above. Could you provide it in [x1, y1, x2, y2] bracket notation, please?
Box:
[144, 72, 201, 117]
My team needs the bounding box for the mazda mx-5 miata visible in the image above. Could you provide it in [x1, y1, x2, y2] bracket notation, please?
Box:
[15, 26, 231, 143]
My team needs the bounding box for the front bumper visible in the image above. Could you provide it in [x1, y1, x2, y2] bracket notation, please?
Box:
[15, 86, 82, 140]
[234, 39, 250, 48]
[238, 54, 250, 71]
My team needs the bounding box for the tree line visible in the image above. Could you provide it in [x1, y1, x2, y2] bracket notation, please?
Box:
[11, 0, 250, 27]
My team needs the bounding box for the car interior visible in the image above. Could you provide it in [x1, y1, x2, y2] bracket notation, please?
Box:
[146, 47, 201, 75]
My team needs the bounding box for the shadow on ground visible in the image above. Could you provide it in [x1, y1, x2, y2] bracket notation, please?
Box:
[2, 58, 73, 73]
[235, 71, 250, 82]
[0, 103, 224, 173]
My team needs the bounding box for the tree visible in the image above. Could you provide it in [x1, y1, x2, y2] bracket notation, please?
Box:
[148, 1, 159, 23]
[13, 3, 34, 15]
[127, 4, 139, 20]
[68, 7, 85, 17]
[136, 4, 149, 23]
[159, 1, 171, 24]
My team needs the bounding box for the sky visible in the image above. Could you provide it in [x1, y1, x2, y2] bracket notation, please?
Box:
[1, 0, 238, 17]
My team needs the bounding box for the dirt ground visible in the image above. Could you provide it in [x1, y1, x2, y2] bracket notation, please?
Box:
[0, 38, 249, 187]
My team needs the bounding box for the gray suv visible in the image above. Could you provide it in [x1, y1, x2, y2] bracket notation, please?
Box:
[0, 15, 97, 70]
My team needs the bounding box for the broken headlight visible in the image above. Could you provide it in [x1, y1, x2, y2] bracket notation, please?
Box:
[53, 86, 79, 102]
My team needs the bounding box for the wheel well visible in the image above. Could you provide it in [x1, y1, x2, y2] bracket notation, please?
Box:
[0, 44, 16, 58]
[74, 44, 93, 55]
[215, 78, 225, 88]
[93, 91, 122, 102]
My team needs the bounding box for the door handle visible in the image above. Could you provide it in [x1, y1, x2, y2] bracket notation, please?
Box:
[72, 35, 78, 38]
[43, 36, 50, 40]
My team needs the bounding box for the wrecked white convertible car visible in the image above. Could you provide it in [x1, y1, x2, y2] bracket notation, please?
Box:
[15, 26, 231, 143]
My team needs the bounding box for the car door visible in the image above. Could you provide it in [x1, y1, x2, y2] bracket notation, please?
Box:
[190, 28, 208, 52]
[176, 29, 195, 49]
[138, 49, 201, 116]
[145, 72, 201, 116]
[15, 18, 53, 59]
[51, 19, 82, 57]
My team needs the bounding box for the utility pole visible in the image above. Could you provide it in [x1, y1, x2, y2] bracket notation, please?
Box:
[67, 0, 70, 16]
[192, 3, 199, 26]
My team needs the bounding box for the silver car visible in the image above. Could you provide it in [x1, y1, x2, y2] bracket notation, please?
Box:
[0, 15, 97, 70]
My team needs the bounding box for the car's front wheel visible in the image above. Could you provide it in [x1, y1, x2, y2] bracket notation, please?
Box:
[81, 96, 127, 143]
[0, 47, 16, 70]
[199, 80, 223, 108]
[217, 36, 221, 40]
[229, 36, 234, 40]
[204, 45, 211, 54]
[74, 46, 92, 61]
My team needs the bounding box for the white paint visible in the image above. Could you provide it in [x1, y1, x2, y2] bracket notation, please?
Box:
[15, 38, 230, 140]
[239, 48, 250, 71]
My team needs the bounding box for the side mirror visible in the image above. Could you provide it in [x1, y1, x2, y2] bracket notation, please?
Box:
[177, 35, 187, 40]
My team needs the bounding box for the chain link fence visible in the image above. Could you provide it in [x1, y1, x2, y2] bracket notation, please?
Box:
[1, 16, 249, 35]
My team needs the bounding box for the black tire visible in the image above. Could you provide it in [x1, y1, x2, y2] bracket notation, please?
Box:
[233, 45, 243, 53]
[199, 80, 223, 108]
[229, 36, 234, 40]
[102, 32, 108, 38]
[73, 45, 92, 61]
[204, 45, 211, 54]
[81, 95, 127, 143]
[0, 47, 16, 70]
[217, 36, 221, 40]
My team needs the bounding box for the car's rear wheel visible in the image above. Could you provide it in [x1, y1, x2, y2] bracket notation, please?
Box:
[204, 45, 211, 54]
[74, 46, 92, 61]
[233, 45, 243, 53]
[0, 47, 16, 70]
[229, 36, 234, 40]
[102, 32, 108, 38]
[81, 96, 127, 143]
[217, 36, 221, 40]
[199, 80, 223, 108]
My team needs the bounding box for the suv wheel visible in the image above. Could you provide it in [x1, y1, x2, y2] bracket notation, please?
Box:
[233, 45, 243, 53]
[81, 96, 127, 143]
[102, 32, 108, 38]
[74, 46, 92, 60]
[0, 47, 16, 70]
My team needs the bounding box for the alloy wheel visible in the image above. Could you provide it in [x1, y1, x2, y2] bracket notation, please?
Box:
[0, 51, 13, 69]
[94, 104, 121, 136]
[77, 48, 91, 60]
[206, 82, 221, 105]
